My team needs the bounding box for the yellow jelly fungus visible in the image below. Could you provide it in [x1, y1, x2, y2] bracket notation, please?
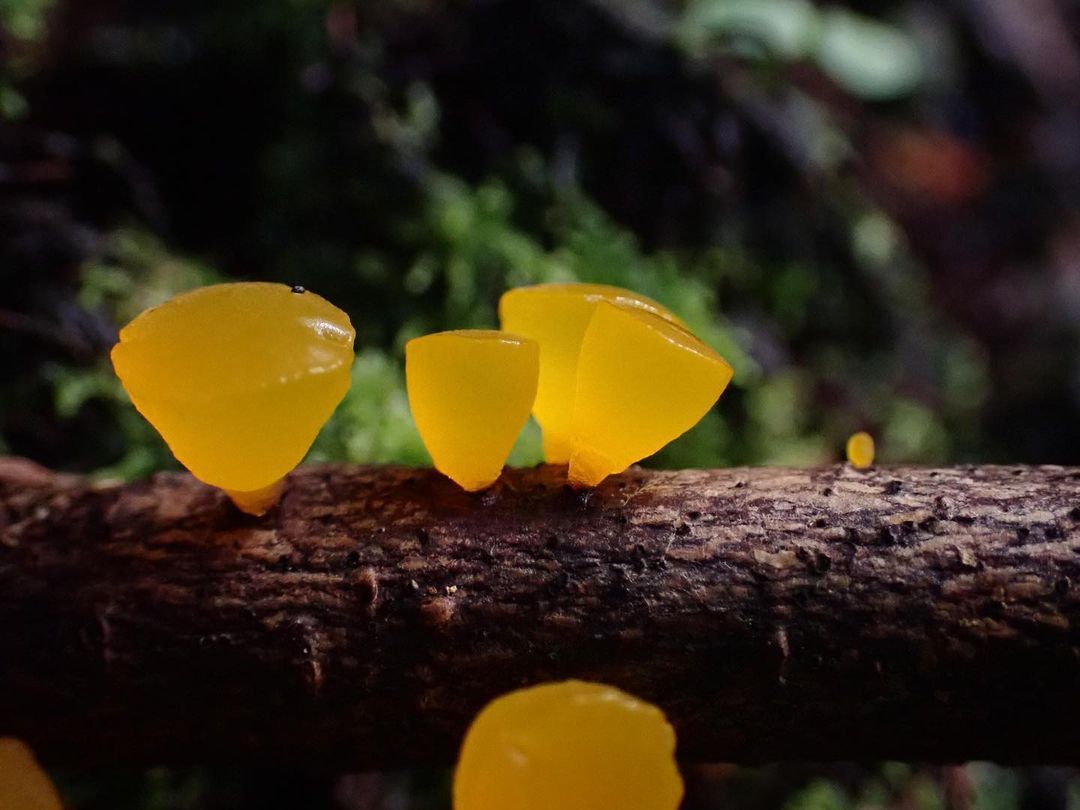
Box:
[406, 330, 539, 491]
[0, 739, 62, 810]
[454, 680, 684, 810]
[847, 431, 875, 469]
[499, 283, 683, 463]
[111, 282, 355, 515]
[568, 302, 733, 487]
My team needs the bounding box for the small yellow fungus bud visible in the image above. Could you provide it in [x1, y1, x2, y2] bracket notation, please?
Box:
[453, 680, 683, 810]
[499, 283, 683, 463]
[846, 431, 876, 469]
[110, 282, 355, 515]
[0, 738, 62, 810]
[568, 302, 733, 488]
[406, 330, 539, 491]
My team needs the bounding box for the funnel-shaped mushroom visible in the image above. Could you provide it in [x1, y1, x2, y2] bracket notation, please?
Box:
[499, 283, 682, 463]
[406, 330, 539, 491]
[111, 282, 355, 514]
[0, 739, 62, 810]
[568, 302, 733, 487]
[453, 680, 683, 810]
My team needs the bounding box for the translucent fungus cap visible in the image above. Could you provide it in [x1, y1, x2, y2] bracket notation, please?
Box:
[568, 302, 733, 487]
[111, 282, 355, 499]
[406, 330, 539, 491]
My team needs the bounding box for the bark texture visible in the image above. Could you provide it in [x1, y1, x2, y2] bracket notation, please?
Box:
[2, 458, 1080, 767]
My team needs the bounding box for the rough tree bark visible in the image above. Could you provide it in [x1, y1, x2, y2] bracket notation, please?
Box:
[1, 457, 1079, 767]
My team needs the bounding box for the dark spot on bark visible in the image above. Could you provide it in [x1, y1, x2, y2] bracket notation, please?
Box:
[985, 599, 1006, 616]
[919, 516, 938, 531]
[797, 547, 831, 573]
[479, 547, 495, 565]
[812, 517, 828, 528]
[686, 510, 701, 520]
[1046, 525, 1061, 539]
[545, 570, 570, 596]
[734, 480, 747, 489]
[1017, 527, 1031, 541]
[273, 554, 292, 573]
[416, 528, 430, 546]
[878, 526, 897, 545]
[420, 597, 455, 626]
[1055, 577, 1071, 597]
[955, 515, 975, 525]
[344, 551, 360, 568]
[352, 568, 378, 606]
[675, 523, 691, 536]
[1070, 507, 1080, 521]
[546, 533, 560, 550]
[291, 285, 306, 294]
[822, 487, 833, 496]
[1012, 468, 1024, 476]
[883, 480, 902, 495]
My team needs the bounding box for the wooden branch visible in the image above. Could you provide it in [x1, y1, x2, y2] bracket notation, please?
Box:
[2, 457, 1079, 767]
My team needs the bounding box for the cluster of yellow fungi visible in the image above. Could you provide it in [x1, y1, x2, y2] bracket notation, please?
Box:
[410, 283, 734, 490]
[2, 680, 682, 810]
[111, 280, 733, 504]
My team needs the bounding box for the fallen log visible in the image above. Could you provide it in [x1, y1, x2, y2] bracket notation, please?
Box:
[1, 458, 1079, 766]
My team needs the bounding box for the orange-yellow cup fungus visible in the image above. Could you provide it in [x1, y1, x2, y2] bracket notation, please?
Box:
[0, 739, 62, 810]
[111, 282, 355, 515]
[406, 330, 539, 491]
[499, 283, 684, 463]
[846, 431, 875, 470]
[453, 680, 684, 810]
[567, 302, 733, 487]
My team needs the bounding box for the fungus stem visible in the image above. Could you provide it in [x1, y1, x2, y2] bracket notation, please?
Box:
[226, 479, 284, 516]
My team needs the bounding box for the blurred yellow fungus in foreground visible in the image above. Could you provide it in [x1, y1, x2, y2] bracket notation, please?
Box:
[453, 680, 684, 810]
[0, 739, 62, 810]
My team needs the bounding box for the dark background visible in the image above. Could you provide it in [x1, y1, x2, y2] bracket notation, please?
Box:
[2, 0, 1080, 807]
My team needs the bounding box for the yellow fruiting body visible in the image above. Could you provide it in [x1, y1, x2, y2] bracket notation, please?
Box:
[406, 330, 539, 491]
[847, 431, 875, 469]
[499, 283, 682, 463]
[568, 302, 733, 487]
[453, 680, 684, 810]
[111, 282, 355, 514]
[0, 739, 62, 810]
